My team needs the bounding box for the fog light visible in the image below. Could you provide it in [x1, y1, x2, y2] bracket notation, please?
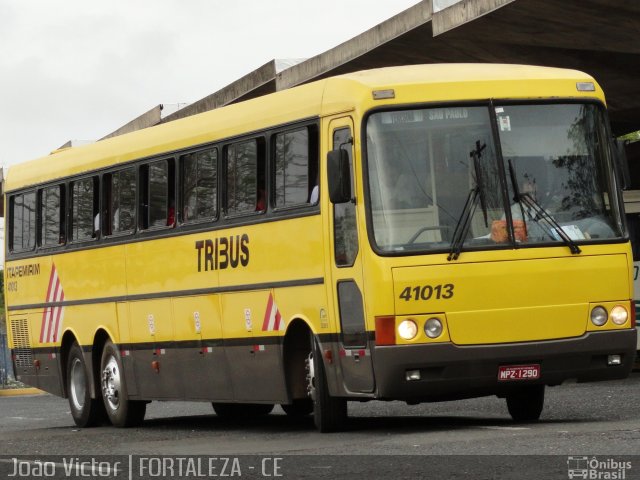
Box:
[398, 320, 418, 340]
[424, 318, 443, 339]
[406, 369, 421, 381]
[608, 355, 622, 366]
[590, 306, 608, 326]
[610, 306, 628, 325]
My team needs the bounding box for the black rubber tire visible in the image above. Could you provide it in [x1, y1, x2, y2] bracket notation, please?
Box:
[66, 342, 105, 427]
[281, 398, 313, 417]
[310, 341, 347, 432]
[212, 403, 275, 419]
[506, 385, 545, 422]
[100, 340, 146, 427]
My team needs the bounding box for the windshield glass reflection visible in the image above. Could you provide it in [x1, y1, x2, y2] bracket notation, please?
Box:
[499, 104, 622, 245]
[365, 103, 623, 254]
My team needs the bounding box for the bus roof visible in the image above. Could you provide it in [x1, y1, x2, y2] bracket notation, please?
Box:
[5, 63, 601, 192]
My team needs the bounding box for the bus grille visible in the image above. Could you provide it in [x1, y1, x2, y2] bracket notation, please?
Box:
[10, 318, 33, 368]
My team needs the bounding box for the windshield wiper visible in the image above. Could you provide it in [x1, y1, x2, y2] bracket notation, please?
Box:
[448, 187, 479, 261]
[507, 159, 581, 254]
[472, 140, 489, 228]
[448, 141, 489, 261]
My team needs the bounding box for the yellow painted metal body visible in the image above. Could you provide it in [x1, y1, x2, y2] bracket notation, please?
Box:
[389, 246, 633, 346]
[4, 64, 633, 399]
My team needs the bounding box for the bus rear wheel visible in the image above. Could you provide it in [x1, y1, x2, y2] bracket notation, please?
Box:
[100, 340, 146, 427]
[506, 385, 545, 422]
[67, 342, 106, 427]
[307, 342, 347, 432]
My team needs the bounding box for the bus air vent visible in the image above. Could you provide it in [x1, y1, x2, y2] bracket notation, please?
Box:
[10, 318, 34, 368]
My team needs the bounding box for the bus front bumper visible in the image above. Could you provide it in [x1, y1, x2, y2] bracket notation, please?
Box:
[372, 329, 637, 402]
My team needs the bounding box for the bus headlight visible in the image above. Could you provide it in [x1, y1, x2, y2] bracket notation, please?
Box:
[590, 306, 608, 326]
[610, 305, 628, 325]
[398, 320, 418, 340]
[424, 318, 443, 338]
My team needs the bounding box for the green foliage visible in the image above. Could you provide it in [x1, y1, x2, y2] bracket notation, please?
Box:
[620, 131, 640, 142]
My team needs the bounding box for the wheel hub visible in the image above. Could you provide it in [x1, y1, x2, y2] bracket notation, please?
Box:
[70, 358, 86, 411]
[305, 351, 316, 401]
[101, 356, 121, 412]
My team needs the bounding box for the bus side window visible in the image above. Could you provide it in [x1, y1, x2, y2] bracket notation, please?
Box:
[40, 185, 65, 246]
[180, 148, 218, 224]
[70, 177, 99, 242]
[104, 167, 136, 236]
[224, 138, 265, 216]
[140, 159, 175, 230]
[273, 125, 319, 208]
[9, 191, 36, 252]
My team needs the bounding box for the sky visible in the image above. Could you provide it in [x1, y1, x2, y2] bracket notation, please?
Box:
[0, 0, 422, 171]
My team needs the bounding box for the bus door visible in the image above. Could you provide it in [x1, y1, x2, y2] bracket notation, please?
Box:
[328, 117, 375, 393]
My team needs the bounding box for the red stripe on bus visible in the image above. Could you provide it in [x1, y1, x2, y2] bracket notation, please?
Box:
[262, 293, 274, 331]
[39, 265, 57, 343]
[52, 291, 64, 343]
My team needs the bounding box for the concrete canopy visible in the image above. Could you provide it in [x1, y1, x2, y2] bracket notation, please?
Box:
[163, 0, 639, 136]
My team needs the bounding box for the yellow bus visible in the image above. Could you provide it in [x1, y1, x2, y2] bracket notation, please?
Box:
[5, 64, 636, 432]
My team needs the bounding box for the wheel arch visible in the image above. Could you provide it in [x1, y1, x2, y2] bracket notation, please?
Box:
[282, 318, 314, 402]
[60, 324, 114, 400]
[60, 329, 79, 399]
[90, 328, 113, 400]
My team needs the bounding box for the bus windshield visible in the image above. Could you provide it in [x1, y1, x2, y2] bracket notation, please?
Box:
[365, 103, 625, 254]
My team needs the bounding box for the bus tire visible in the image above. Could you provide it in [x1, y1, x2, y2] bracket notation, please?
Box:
[212, 403, 274, 418]
[100, 340, 146, 427]
[506, 385, 545, 422]
[281, 398, 313, 417]
[307, 342, 347, 432]
[66, 342, 105, 427]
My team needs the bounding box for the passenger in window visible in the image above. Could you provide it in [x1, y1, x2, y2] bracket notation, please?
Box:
[256, 187, 266, 212]
[309, 184, 319, 204]
[94, 213, 100, 237]
[494, 175, 540, 243]
[112, 202, 120, 234]
[309, 173, 320, 204]
[167, 199, 176, 227]
[184, 194, 196, 222]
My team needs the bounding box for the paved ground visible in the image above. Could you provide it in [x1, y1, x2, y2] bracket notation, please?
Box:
[1, 373, 639, 479]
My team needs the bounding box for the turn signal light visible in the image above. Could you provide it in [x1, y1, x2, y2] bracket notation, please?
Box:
[375, 316, 396, 345]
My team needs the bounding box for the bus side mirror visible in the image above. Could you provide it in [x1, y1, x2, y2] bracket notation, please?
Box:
[613, 139, 631, 190]
[327, 149, 351, 204]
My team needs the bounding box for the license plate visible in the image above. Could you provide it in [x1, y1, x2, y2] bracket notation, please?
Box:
[498, 364, 541, 381]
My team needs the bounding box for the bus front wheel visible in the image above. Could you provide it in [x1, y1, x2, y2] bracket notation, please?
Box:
[307, 342, 347, 432]
[66, 342, 105, 427]
[506, 385, 545, 422]
[100, 340, 146, 427]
